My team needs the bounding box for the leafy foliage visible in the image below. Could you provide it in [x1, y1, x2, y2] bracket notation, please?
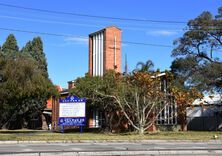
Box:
[134, 60, 154, 73]
[71, 69, 175, 134]
[70, 71, 121, 132]
[170, 87, 202, 131]
[0, 34, 56, 129]
[171, 7, 222, 92]
[22, 37, 48, 78]
[1, 34, 19, 59]
[111, 71, 173, 134]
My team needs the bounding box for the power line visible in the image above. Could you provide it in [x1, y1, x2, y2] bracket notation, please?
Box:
[0, 15, 183, 32]
[0, 2, 187, 24]
[0, 3, 221, 30]
[1, 14, 222, 33]
[0, 27, 173, 48]
[0, 27, 221, 53]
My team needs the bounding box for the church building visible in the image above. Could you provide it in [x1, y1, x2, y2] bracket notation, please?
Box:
[51, 26, 123, 130]
[51, 26, 178, 132]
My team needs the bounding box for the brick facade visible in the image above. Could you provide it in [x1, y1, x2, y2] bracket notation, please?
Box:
[89, 26, 122, 75]
[88, 36, 93, 75]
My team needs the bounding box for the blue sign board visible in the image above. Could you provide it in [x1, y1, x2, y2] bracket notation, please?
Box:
[58, 117, 86, 126]
[58, 96, 86, 126]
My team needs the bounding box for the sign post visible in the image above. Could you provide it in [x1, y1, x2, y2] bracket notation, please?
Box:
[58, 96, 86, 133]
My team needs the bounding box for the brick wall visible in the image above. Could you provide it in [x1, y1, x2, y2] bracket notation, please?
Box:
[104, 26, 122, 73]
[88, 36, 93, 75]
[89, 26, 122, 75]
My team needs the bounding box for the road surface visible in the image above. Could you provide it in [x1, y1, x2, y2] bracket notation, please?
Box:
[0, 141, 222, 155]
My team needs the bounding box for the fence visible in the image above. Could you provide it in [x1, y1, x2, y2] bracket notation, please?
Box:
[187, 116, 222, 131]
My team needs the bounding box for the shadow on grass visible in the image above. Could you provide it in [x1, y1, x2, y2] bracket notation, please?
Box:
[0, 129, 50, 134]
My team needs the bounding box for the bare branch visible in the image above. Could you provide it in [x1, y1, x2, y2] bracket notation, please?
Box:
[145, 101, 156, 120]
[144, 102, 169, 128]
[94, 90, 140, 131]
[123, 97, 132, 110]
[210, 33, 222, 45]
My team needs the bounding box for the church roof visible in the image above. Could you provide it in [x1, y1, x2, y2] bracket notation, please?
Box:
[89, 26, 121, 36]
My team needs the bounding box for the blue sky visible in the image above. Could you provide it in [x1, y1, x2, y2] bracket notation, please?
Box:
[0, 0, 221, 88]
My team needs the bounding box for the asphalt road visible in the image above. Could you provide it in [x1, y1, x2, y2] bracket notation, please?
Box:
[0, 141, 222, 155]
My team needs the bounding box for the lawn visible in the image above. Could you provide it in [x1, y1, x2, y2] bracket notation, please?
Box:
[0, 130, 221, 141]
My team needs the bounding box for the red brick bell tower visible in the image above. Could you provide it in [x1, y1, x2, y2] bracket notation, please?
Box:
[89, 26, 122, 76]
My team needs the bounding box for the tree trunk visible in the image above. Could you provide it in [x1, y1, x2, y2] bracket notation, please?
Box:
[181, 123, 187, 131]
[42, 114, 48, 130]
[139, 127, 144, 134]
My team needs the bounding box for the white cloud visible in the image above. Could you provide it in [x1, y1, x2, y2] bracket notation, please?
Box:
[64, 37, 88, 45]
[52, 37, 128, 48]
[122, 43, 128, 47]
[50, 37, 88, 47]
[146, 30, 178, 36]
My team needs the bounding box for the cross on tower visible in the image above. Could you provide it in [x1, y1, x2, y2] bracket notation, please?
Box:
[109, 36, 120, 69]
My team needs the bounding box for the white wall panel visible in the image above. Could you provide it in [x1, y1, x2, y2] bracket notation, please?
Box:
[93, 36, 95, 76]
[98, 34, 100, 76]
[101, 33, 103, 76]
[95, 35, 98, 76]
[92, 32, 104, 76]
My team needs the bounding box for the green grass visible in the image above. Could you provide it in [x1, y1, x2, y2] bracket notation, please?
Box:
[0, 130, 221, 141]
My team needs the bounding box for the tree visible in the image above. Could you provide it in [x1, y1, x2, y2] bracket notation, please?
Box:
[70, 71, 123, 132]
[218, 6, 222, 15]
[0, 54, 55, 129]
[1, 34, 19, 59]
[22, 37, 48, 78]
[0, 35, 56, 129]
[95, 71, 173, 134]
[171, 7, 222, 92]
[0, 50, 6, 126]
[171, 87, 202, 131]
[134, 60, 154, 73]
[172, 10, 222, 63]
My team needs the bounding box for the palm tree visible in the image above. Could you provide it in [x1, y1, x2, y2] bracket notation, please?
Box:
[134, 60, 154, 73]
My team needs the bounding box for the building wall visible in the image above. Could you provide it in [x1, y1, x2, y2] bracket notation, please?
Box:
[89, 26, 122, 76]
[187, 105, 222, 131]
[187, 95, 222, 131]
[51, 97, 60, 130]
[89, 36, 93, 76]
[104, 27, 121, 73]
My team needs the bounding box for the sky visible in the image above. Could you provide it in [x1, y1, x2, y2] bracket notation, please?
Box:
[0, 0, 221, 88]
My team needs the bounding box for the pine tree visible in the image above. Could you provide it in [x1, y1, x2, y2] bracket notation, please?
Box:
[171, 7, 222, 92]
[22, 37, 48, 78]
[21, 41, 32, 55]
[0, 45, 4, 81]
[2, 34, 19, 59]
